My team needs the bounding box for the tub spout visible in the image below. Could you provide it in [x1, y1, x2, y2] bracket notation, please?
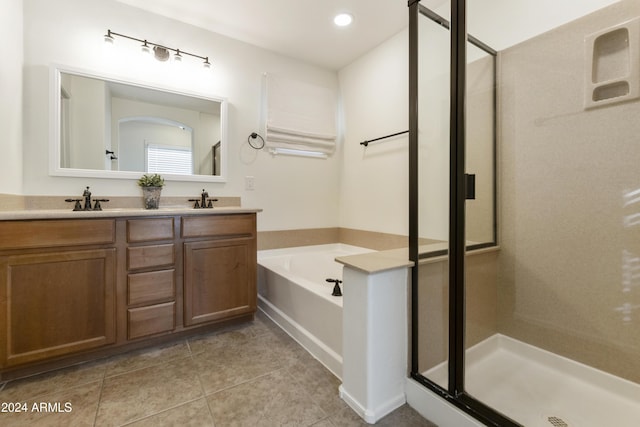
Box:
[326, 278, 343, 296]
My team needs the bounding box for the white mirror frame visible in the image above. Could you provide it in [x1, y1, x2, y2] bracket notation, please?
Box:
[49, 64, 228, 183]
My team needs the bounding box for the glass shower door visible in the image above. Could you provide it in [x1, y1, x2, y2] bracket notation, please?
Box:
[414, 6, 451, 389]
[414, 0, 498, 394]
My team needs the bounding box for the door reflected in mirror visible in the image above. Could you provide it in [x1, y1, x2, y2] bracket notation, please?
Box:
[54, 67, 227, 182]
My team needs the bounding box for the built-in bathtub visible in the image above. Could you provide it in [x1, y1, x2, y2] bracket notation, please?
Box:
[257, 243, 374, 378]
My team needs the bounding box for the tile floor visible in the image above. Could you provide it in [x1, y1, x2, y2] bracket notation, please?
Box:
[0, 311, 437, 426]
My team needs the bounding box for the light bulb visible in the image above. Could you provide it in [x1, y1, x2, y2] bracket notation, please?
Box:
[104, 31, 114, 45]
[334, 13, 353, 27]
[141, 41, 151, 55]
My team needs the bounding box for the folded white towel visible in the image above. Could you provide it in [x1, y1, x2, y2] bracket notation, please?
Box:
[265, 73, 337, 155]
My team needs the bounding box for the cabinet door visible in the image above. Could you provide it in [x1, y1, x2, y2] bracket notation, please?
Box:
[0, 249, 116, 367]
[183, 239, 256, 326]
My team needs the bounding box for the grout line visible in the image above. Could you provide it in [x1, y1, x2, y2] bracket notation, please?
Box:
[102, 349, 194, 380]
[102, 348, 210, 426]
[117, 397, 208, 427]
[185, 337, 194, 356]
[202, 366, 289, 398]
[201, 392, 217, 425]
[313, 415, 338, 426]
[92, 374, 107, 427]
[191, 350, 217, 425]
[0, 361, 109, 403]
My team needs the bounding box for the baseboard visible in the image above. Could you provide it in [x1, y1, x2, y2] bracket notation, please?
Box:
[339, 384, 405, 424]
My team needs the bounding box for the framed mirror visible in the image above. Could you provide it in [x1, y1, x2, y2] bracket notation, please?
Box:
[50, 65, 227, 182]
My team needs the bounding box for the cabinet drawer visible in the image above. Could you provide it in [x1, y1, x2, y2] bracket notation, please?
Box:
[128, 269, 175, 306]
[127, 244, 175, 270]
[0, 219, 115, 250]
[127, 302, 175, 340]
[127, 218, 174, 243]
[182, 214, 255, 239]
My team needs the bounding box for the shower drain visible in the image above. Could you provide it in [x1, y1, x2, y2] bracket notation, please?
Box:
[546, 415, 569, 427]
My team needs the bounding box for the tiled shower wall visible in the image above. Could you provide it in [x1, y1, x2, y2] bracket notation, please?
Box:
[497, 0, 640, 383]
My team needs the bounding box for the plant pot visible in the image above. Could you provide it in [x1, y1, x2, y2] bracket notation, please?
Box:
[142, 186, 162, 209]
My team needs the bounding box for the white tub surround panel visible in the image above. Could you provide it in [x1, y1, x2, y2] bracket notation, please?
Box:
[338, 251, 412, 424]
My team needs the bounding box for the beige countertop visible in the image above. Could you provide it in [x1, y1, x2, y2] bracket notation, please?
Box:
[0, 206, 262, 220]
[336, 248, 414, 274]
[336, 242, 499, 274]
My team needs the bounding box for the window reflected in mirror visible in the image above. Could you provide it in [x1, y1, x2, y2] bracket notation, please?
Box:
[118, 117, 194, 175]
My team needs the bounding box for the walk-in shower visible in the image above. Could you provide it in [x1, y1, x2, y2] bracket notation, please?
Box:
[408, 1, 640, 426]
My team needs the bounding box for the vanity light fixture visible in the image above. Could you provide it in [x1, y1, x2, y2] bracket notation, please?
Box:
[103, 29, 212, 69]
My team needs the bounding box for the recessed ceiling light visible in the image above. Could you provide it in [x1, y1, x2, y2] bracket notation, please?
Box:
[334, 13, 353, 27]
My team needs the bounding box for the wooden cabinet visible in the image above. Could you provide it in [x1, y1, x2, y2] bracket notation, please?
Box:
[184, 239, 256, 325]
[183, 214, 257, 326]
[0, 220, 116, 367]
[0, 249, 116, 367]
[0, 212, 258, 379]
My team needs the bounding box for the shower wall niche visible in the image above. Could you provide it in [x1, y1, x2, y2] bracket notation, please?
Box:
[585, 17, 640, 107]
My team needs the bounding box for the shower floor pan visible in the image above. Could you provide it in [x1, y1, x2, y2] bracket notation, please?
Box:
[423, 334, 640, 427]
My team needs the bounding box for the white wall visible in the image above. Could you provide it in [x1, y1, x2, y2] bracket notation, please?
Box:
[0, 0, 24, 194]
[20, 0, 341, 231]
[338, 30, 410, 236]
[338, 0, 621, 239]
[337, 22, 453, 241]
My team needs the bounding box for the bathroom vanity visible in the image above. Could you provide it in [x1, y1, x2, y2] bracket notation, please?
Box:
[0, 208, 258, 379]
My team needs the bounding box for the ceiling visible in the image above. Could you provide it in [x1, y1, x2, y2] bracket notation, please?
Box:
[111, 1, 618, 70]
[113, 0, 444, 70]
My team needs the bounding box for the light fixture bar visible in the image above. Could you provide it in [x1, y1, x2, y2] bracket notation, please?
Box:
[104, 29, 212, 66]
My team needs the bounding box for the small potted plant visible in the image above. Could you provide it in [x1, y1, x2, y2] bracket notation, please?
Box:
[137, 173, 165, 209]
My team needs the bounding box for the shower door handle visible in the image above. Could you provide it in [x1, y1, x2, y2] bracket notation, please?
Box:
[465, 173, 476, 200]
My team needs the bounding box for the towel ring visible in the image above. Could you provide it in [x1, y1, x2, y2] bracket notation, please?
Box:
[248, 132, 265, 150]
